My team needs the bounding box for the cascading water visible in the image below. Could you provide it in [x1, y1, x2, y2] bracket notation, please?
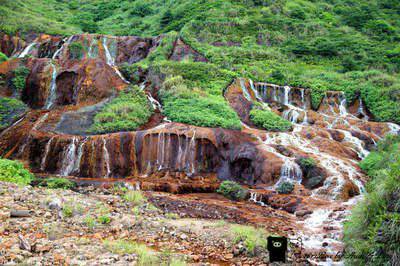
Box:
[44, 63, 58, 109]
[357, 97, 369, 120]
[249, 192, 265, 206]
[32, 113, 49, 131]
[239, 78, 252, 101]
[18, 42, 36, 58]
[40, 136, 55, 171]
[283, 86, 291, 105]
[72, 138, 87, 175]
[339, 130, 370, 159]
[339, 96, 347, 117]
[102, 137, 111, 178]
[52, 35, 74, 60]
[60, 137, 78, 176]
[139, 82, 163, 111]
[102, 36, 130, 84]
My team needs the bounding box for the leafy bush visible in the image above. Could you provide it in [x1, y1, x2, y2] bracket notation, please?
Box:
[98, 214, 111, 224]
[217, 181, 248, 201]
[276, 181, 295, 194]
[0, 97, 27, 129]
[0, 159, 33, 185]
[0, 52, 8, 63]
[12, 66, 30, 91]
[298, 157, 316, 171]
[89, 86, 152, 134]
[45, 177, 75, 189]
[344, 136, 400, 265]
[250, 108, 292, 132]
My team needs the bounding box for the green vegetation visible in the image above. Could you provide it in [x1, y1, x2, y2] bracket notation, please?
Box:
[45, 177, 75, 189]
[160, 75, 241, 130]
[298, 157, 316, 171]
[0, 158, 33, 185]
[250, 106, 292, 132]
[123, 190, 146, 206]
[12, 66, 30, 92]
[89, 86, 152, 134]
[84, 215, 97, 231]
[104, 240, 159, 265]
[0, 97, 27, 129]
[276, 181, 295, 194]
[0, 52, 8, 63]
[231, 225, 268, 255]
[344, 135, 400, 265]
[217, 181, 248, 201]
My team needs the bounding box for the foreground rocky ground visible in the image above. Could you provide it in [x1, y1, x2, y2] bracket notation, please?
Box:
[0, 181, 310, 265]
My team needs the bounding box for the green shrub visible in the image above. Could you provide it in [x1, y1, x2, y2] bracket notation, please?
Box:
[69, 42, 84, 59]
[0, 52, 8, 63]
[0, 159, 33, 185]
[12, 66, 30, 91]
[344, 136, 400, 265]
[217, 181, 248, 201]
[250, 108, 292, 132]
[98, 214, 111, 224]
[90, 86, 152, 134]
[276, 181, 295, 194]
[123, 190, 146, 206]
[298, 157, 316, 171]
[45, 177, 75, 189]
[0, 97, 27, 129]
[84, 215, 97, 230]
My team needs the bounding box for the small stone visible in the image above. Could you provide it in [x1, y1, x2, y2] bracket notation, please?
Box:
[180, 233, 188, 240]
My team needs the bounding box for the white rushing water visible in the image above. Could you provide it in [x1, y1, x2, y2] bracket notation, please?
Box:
[102, 36, 130, 84]
[44, 63, 58, 109]
[239, 78, 252, 101]
[18, 42, 36, 58]
[249, 192, 266, 206]
[40, 136, 55, 171]
[52, 36, 74, 60]
[72, 138, 87, 175]
[60, 137, 78, 176]
[103, 137, 111, 178]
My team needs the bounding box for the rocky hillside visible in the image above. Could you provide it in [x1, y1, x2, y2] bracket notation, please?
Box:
[0, 1, 399, 265]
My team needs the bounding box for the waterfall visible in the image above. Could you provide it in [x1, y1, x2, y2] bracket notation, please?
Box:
[302, 111, 308, 125]
[102, 137, 111, 177]
[283, 109, 300, 123]
[52, 35, 74, 60]
[139, 81, 163, 111]
[249, 192, 265, 206]
[239, 78, 252, 101]
[189, 131, 197, 175]
[339, 130, 369, 159]
[18, 42, 36, 58]
[87, 39, 97, 58]
[60, 137, 78, 176]
[44, 63, 58, 109]
[249, 79, 263, 101]
[339, 97, 348, 117]
[40, 136, 55, 171]
[157, 132, 166, 170]
[283, 86, 291, 105]
[72, 138, 87, 175]
[357, 97, 369, 120]
[102, 36, 130, 84]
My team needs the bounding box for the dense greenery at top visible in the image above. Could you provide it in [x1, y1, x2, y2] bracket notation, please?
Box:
[0, 0, 400, 123]
[344, 135, 400, 265]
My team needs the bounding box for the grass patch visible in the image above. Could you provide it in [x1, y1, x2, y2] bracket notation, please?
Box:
[0, 52, 8, 63]
[0, 159, 33, 185]
[45, 177, 75, 189]
[123, 190, 146, 206]
[231, 224, 268, 255]
[104, 240, 159, 265]
[89, 86, 152, 134]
